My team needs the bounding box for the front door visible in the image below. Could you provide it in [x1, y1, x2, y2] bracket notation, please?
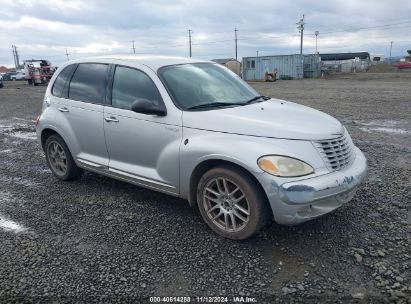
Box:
[103, 65, 182, 195]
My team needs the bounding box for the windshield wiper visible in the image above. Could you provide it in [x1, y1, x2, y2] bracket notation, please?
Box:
[187, 102, 243, 110]
[187, 96, 270, 110]
[245, 95, 270, 104]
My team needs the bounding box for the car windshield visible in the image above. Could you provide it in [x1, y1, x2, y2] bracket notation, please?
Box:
[158, 63, 260, 110]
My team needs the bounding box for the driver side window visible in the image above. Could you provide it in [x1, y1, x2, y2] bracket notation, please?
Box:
[111, 66, 161, 110]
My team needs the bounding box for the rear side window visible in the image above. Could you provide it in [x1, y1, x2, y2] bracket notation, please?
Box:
[51, 65, 75, 97]
[68, 63, 109, 103]
[111, 66, 161, 110]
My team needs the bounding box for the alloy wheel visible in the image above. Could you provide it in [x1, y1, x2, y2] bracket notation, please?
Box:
[202, 177, 250, 232]
[47, 141, 68, 176]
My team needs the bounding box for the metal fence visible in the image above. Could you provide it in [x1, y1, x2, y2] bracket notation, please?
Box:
[321, 59, 370, 74]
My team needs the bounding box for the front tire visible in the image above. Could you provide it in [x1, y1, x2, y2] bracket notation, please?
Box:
[44, 135, 82, 180]
[197, 165, 270, 240]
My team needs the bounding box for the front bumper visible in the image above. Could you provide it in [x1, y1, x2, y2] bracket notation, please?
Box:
[259, 147, 367, 225]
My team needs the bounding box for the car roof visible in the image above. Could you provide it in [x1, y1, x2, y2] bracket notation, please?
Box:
[68, 55, 212, 71]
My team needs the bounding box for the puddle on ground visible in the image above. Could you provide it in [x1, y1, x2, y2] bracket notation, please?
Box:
[0, 124, 13, 132]
[264, 245, 309, 292]
[10, 131, 37, 140]
[0, 214, 28, 233]
[356, 119, 409, 135]
[359, 127, 408, 134]
[360, 120, 398, 127]
[0, 192, 30, 234]
[0, 176, 39, 188]
[12, 117, 36, 123]
[0, 119, 37, 140]
[154, 273, 190, 297]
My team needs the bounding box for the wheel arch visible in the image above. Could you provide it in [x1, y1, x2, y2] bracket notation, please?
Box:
[41, 128, 59, 149]
[188, 158, 271, 216]
[40, 127, 73, 156]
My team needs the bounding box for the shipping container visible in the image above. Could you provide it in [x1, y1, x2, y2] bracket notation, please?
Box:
[242, 54, 320, 81]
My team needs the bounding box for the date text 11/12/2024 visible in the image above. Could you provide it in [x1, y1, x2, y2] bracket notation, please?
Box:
[149, 296, 257, 303]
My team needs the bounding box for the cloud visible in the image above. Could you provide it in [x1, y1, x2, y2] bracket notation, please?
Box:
[0, 0, 410, 67]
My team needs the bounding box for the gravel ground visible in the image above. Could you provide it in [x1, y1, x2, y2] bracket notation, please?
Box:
[0, 73, 410, 303]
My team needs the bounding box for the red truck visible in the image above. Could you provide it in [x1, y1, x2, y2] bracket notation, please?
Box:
[393, 50, 411, 70]
[23, 59, 57, 86]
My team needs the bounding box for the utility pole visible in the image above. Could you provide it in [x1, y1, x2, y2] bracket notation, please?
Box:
[315, 31, 319, 54]
[12, 45, 16, 69]
[297, 14, 305, 55]
[65, 48, 70, 61]
[188, 29, 192, 57]
[256, 50, 259, 57]
[15, 45, 20, 69]
[131, 40, 136, 54]
[12, 45, 20, 69]
[389, 41, 393, 58]
[234, 28, 238, 61]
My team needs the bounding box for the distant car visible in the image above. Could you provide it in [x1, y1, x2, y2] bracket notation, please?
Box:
[0, 75, 3, 88]
[36, 56, 367, 240]
[1, 72, 11, 81]
[10, 71, 25, 81]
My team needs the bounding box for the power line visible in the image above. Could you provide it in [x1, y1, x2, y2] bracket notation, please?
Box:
[310, 19, 411, 31]
[183, 19, 410, 49]
[306, 20, 411, 36]
[186, 19, 411, 45]
[8, 18, 411, 64]
[310, 17, 411, 32]
[192, 39, 233, 46]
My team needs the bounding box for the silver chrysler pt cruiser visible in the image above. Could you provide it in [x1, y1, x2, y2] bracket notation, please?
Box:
[36, 56, 367, 240]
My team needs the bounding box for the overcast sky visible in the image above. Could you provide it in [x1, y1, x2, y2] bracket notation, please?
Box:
[0, 0, 410, 67]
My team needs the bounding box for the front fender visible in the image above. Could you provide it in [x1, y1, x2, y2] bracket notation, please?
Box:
[179, 127, 326, 200]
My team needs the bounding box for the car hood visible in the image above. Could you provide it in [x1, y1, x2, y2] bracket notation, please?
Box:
[182, 98, 344, 140]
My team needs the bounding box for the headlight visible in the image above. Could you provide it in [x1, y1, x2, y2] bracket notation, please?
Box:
[257, 155, 314, 177]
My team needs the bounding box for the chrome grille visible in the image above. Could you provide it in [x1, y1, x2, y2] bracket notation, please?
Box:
[314, 130, 355, 171]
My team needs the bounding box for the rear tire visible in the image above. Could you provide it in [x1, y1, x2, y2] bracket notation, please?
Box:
[44, 134, 82, 180]
[196, 165, 270, 240]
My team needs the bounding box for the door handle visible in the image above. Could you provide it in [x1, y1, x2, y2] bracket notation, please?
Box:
[105, 116, 119, 123]
[58, 107, 69, 112]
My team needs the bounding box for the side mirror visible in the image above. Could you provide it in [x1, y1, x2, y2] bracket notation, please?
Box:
[131, 99, 167, 116]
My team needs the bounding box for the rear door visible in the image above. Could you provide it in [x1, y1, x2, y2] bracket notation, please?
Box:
[103, 65, 182, 194]
[57, 63, 110, 168]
